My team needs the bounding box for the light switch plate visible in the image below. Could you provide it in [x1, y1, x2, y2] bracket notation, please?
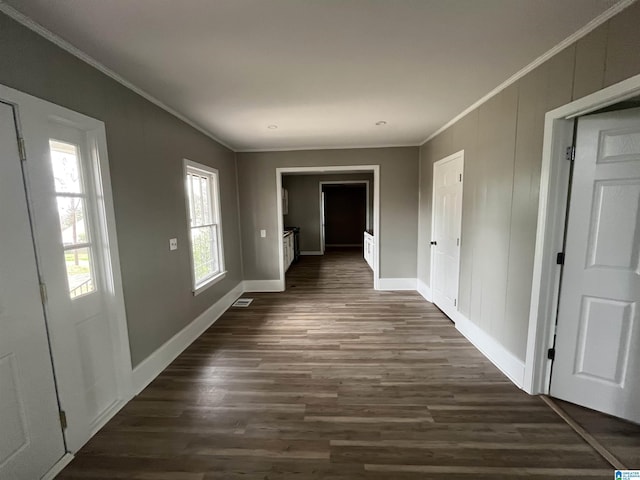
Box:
[260, 229, 266, 238]
[169, 238, 178, 250]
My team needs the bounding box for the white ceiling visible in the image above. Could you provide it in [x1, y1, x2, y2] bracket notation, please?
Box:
[4, 0, 623, 151]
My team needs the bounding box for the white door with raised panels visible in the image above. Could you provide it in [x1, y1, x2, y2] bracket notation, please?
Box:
[0, 101, 65, 479]
[431, 151, 464, 321]
[550, 107, 640, 423]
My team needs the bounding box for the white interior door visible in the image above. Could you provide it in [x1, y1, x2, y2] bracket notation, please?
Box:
[431, 151, 464, 320]
[19, 107, 125, 451]
[550, 107, 640, 423]
[0, 101, 66, 479]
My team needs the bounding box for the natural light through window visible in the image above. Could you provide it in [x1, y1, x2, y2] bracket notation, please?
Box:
[49, 139, 96, 299]
[184, 160, 225, 293]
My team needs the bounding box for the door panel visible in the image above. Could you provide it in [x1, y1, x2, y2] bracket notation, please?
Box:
[431, 152, 464, 320]
[550, 107, 640, 423]
[21, 114, 120, 451]
[0, 101, 65, 479]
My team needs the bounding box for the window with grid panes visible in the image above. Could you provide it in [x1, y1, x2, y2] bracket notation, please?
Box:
[184, 160, 225, 292]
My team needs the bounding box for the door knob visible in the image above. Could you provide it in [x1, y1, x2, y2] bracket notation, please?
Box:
[430, 241, 437, 245]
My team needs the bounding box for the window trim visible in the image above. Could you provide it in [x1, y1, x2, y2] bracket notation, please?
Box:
[183, 159, 226, 295]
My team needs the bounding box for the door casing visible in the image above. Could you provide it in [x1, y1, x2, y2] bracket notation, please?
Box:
[0, 83, 133, 451]
[525, 73, 640, 395]
[319, 180, 370, 252]
[276, 166, 380, 291]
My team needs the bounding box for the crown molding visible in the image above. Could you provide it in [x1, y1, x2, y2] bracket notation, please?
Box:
[0, 1, 236, 152]
[420, 0, 638, 145]
[236, 142, 419, 153]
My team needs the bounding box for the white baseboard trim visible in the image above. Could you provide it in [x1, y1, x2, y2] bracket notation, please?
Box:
[131, 282, 243, 394]
[42, 453, 74, 480]
[242, 279, 284, 292]
[454, 311, 526, 388]
[417, 279, 432, 302]
[300, 250, 323, 255]
[378, 277, 417, 291]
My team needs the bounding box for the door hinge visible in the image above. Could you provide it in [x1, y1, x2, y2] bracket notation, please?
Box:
[59, 410, 67, 430]
[547, 348, 556, 361]
[456, 237, 460, 246]
[17, 137, 26, 161]
[556, 252, 565, 265]
[454, 299, 457, 307]
[565, 146, 575, 162]
[39, 283, 48, 304]
[459, 173, 462, 182]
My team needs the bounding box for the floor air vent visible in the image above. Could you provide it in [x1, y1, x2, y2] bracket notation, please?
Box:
[232, 298, 254, 307]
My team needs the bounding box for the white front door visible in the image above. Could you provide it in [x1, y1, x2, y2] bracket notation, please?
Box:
[431, 151, 464, 320]
[19, 106, 126, 451]
[550, 107, 640, 423]
[0, 101, 65, 479]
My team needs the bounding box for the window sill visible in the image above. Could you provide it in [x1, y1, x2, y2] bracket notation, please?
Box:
[192, 270, 227, 296]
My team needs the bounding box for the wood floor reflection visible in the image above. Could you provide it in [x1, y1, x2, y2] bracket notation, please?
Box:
[58, 249, 615, 479]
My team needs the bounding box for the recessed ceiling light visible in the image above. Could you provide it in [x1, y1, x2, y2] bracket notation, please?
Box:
[267, 124, 278, 129]
[375, 121, 387, 126]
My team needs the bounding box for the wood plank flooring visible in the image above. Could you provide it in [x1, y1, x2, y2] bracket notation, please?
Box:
[57, 249, 616, 479]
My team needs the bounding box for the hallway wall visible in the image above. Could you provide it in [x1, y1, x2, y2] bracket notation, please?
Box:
[0, 12, 243, 367]
[237, 147, 419, 281]
[417, 1, 640, 363]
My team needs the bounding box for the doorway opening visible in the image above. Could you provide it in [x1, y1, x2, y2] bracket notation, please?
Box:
[276, 166, 380, 291]
[319, 180, 370, 253]
[526, 73, 640, 410]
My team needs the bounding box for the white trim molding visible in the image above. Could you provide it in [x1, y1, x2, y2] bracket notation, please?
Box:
[454, 312, 526, 388]
[319, 179, 371, 252]
[378, 278, 417, 291]
[420, 0, 638, 145]
[276, 165, 381, 291]
[132, 282, 243, 394]
[525, 73, 640, 395]
[417, 279, 432, 302]
[243, 279, 284, 292]
[301, 250, 323, 256]
[42, 454, 74, 480]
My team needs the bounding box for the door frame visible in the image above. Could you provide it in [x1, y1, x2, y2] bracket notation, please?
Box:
[525, 73, 640, 395]
[429, 150, 464, 318]
[0, 84, 133, 438]
[276, 166, 380, 290]
[319, 180, 370, 252]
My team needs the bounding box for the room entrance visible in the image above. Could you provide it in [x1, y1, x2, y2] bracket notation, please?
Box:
[276, 166, 380, 290]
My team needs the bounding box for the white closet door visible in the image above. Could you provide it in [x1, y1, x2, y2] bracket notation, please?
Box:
[431, 152, 464, 320]
[0, 101, 65, 479]
[550, 107, 640, 423]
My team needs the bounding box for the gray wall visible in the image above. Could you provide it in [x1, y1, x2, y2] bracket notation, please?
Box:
[0, 13, 243, 367]
[283, 173, 374, 252]
[417, 1, 640, 362]
[238, 148, 419, 280]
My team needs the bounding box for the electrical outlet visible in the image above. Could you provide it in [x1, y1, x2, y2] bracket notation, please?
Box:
[169, 238, 178, 250]
[260, 229, 266, 238]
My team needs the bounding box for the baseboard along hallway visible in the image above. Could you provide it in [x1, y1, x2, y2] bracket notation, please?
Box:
[58, 250, 619, 479]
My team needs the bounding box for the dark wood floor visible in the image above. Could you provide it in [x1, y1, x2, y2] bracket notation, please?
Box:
[58, 249, 620, 479]
[556, 399, 640, 469]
